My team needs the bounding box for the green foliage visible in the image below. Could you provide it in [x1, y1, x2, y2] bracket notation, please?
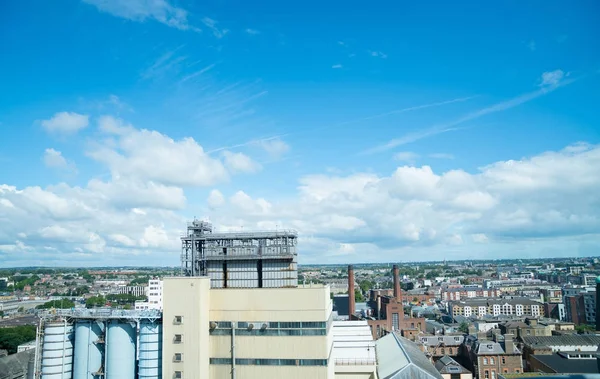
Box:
[354, 289, 365, 302]
[86, 296, 106, 308]
[575, 324, 595, 334]
[13, 275, 40, 291]
[425, 270, 441, 280]
[36, 299, 75, 309]
[358, 280, 374, 293]
[0, 325, 36, 354]
[67, 286, 90, 296]
[105, 294, 146, 304]
[458, 321, 469, 333]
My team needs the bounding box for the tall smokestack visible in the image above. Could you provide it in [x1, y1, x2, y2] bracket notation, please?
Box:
[596, 276, 600, 334]
[393, 264, 401, 302]
[348, 265, 355, 319]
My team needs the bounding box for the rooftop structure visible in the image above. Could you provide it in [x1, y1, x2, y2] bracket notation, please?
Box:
[332, 321, 377, 378]
[376, 333, 443, 379]
[180, 220, 298, 288]
[434, 355, 472, 379]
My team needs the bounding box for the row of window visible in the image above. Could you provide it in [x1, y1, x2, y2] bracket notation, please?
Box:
[212, 321, 328, 329]
[210, 328, 327, 336]
[210, 358, 328, 366]
[483, 368, 520, 378]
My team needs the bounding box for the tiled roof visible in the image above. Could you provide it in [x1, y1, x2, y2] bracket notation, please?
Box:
[523, 335, 600, 348]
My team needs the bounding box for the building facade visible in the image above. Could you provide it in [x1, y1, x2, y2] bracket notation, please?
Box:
[442, 288, 501, 302]
[162, 277, 334, 379]
[449, 298, 544, 318]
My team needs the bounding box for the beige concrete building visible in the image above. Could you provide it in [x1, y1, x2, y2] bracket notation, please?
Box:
[162, 277, 335, 379]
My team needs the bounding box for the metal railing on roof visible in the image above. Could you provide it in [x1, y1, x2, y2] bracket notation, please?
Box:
[334, 358, 377, 366]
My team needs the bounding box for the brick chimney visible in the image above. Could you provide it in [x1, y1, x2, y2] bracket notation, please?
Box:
[348, 265, 355, 319]
[393, 264, 401, 302]
[504, 334, 515, 354]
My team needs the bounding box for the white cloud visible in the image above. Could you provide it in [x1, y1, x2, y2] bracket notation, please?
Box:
[207, 189, 225, 209]
[527, 40, 536, 51]
[222, 151, 262, 174]
[90, 115, 231, 186]
[82, 0, 198, 31]
[43, 149, 67, 168]
[540, 69, 565, 87]
[201, 17, 229, 38]
[471, 233, 489, 243]
[332, 64, 343, 69]
[43, 148, 77, 173]
[394, 151, 419, 163]
[254, 138, 290, 159]
[245, 28, 260, 35]
[202, 143, 600, 262]
[41, 112, 89, 134]
[370, 51, 388, 59]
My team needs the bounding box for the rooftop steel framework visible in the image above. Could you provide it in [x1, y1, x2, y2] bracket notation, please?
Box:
[180, 220, 299, 288]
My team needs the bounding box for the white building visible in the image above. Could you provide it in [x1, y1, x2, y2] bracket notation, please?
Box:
[134, 278, 163, 310]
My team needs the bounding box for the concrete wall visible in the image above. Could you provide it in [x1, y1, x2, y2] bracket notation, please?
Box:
[162, 277, 211, 379]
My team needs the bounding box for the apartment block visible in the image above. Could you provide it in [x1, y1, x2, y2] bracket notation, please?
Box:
[449, 298, 544, 318]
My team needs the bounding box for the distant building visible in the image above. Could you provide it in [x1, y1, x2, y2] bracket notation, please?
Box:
[441, 287, 501, 302]
[520, 334, 600, 372]
[418, 335, 465, 359]
[134, 278, 163, 310]
[528, 351, 600, 374]
[449, 298, 544, 318]
[563, 286, 596, 325]
[463, 334, 523, 378]
[117, 285, 146, 297]
[499, 318, 552, 338]
[434, 355, 472, 379]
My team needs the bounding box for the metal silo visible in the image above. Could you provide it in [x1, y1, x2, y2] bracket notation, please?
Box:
[106, 320, 136, 379]
[41, 320, 74, 379]
[138, 320, 162, 379]
[73, 320, 104, 379]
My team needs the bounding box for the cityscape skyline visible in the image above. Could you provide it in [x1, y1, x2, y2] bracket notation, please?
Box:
[1, 1, 599, 267]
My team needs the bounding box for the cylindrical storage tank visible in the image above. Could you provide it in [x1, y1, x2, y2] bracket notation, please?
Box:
[138, 320, 162, 379]
[41, 321, 74, 379]
[73, 320, 104, 379]
[106, 321, 136, 379]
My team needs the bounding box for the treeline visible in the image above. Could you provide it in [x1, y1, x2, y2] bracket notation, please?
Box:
[36, 299, 76, 309]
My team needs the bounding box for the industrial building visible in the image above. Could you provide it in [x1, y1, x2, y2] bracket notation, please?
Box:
[180, 220, 298, 288]
[35, 309, 162, 379]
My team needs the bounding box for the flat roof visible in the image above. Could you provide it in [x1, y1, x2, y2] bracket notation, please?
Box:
[332, 321, 376, 363]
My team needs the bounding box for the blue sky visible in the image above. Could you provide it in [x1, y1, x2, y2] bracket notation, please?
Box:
[0, 0, 599, 266]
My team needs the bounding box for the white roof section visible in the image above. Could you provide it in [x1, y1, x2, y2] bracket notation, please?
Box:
[332, 321, 377, 364]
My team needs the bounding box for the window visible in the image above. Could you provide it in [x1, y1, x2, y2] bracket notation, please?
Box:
[174, 334, 182, 343]
[490, 357, 494, 365]
[483, 358, 488, 365]
[491, 371, 496, 379]
[501, 357, 506, 364]
[392, 313, 399, 331]
[174, 353, 182, 362]
[174, 316, 183, 324]
[174, 371, 182, 379]
[484, 370, 489, 379]
[503, 369, 508, 373]
[515, 369, 520, 373]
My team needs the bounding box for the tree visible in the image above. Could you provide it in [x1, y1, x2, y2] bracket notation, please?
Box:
[86, 296, 106, 308]
[458, 321, 469, 334]
[354, 289, 365, 302]
[0, 325, 36, 354]
[576, 324, 595, 334]
[36, 299, 75, 309]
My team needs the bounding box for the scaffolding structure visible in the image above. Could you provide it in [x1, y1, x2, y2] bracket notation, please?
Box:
[180, 220, 299, 288]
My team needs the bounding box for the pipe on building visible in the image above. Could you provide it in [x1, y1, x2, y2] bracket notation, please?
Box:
[393, 264, 401, 302]
[231, 322, 236, 379]
[596, 276, 600, 332]
[348, 265, 355, 319]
